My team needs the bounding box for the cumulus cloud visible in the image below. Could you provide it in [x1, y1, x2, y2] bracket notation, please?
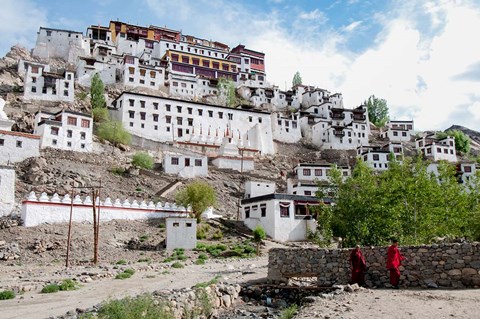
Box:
[0, 0, 47, 56]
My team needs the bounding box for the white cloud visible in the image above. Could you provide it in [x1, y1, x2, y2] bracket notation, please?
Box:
[299, 9, 325, 21]
[343, 20, 362, 33]
[0, 0, 47, 56]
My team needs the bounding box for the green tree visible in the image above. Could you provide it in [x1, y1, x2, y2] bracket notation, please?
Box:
[91, 73, 106, 109]
[132, 152, 154, 170]
[176, 181, 216, 223]
[365, 95, 389, 127]
[96, 120, 131, 145]
[437, 130, 471, 154]
[217, 78, 238, 107]
[252, 225, 266, 256]
[292, 71, 302, 87]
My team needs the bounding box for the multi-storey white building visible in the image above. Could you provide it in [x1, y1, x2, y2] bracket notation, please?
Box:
[358, 143, 404, 171]
[110, 92, 275, 155]
[22, 61, 75, 102]
[272, 113, 302, 144]
[287, 163, 351, 196]
[121, 55, 165, 90]
[76, 57, 117, 87]
[32, 27, 90, 63]
[416, 134, 457, 162]
[381, 120, 414, 142]
[163, 152, 208, 178]
[34, 110, 93, 152]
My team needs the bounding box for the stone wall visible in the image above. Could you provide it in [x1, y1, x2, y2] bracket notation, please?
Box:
[268, 243, 480, 288]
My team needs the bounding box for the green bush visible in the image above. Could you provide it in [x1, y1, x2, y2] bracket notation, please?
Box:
[59, 279, 78, 291]
[280, 304, 298, 319]
[195, 243, 207, 251]
[115, 272, 132, 280]
[110, 167, 126, 176]
[158, 223, 166, 229]
[79, 294, 174, 319]
[193, 276, 221, 289]
[198, 253, 208, 260]
[92, 107, 109, 123]
[78, 92, 88, 100]
[132, 152, 154, 170]
[176, 255, 187, 261]
[139, 234, 149, 242]
[123, 268, 135, 275]
[116, 259, 127, 265]
[0, 290, 15, 300]
[212, 229, 223, 240]
[195, 259, 206, 265]
[171, 262, 184, 269]
[163, 257, 174, 263]
[97, 120, 131, 145]
[138, 258, 151, 263]
[41, 284, 60, 293]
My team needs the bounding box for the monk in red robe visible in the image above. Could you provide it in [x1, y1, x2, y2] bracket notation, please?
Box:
[386, 238, 405, 289]
[349, 245, 366, 286]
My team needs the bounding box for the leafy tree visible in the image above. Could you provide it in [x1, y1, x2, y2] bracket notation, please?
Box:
[96, 120, 131, 145]
[132, 152, 154, 170]
[365, 95, 389, 127]
[92, 107, 109, 123]
[437, 130, 471, 154]
[176, 181, 216, 223]
[217, 78, 237, 107]
[292, 71, 302, 87]
[91, 73, 106, 110]
[252, 225, 266, 256]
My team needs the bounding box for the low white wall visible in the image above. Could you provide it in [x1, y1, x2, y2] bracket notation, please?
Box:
[0, 166, 15, 216]
[166, 217, 197, 250]
[21, 192, 190, 227]
[212, 157, 254, 172]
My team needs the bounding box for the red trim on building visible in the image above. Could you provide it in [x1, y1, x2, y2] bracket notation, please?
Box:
[0, 130, 40, 139]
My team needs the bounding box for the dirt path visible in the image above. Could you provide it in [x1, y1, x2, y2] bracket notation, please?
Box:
[0, 257, 268, 319]
[296, 287, 480, 319]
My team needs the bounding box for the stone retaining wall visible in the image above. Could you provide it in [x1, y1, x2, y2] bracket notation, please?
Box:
[268, 243, 480, 288]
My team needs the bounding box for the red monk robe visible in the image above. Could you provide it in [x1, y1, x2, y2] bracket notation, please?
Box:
[387, 240, 405, 288]
[349, 246, 366, 285]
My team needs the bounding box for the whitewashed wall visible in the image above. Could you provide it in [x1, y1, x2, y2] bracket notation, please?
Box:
[21, 192, 190, 227]
[0, 131, 40, 164]
[0, 166, 15, 217]
[166, 217, 197, 250]
[211, 156, 254, 172]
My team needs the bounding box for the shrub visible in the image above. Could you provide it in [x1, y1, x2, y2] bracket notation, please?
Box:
[253, 225, 266, 256]
[195, 259, 206, 265]
[176, 255, 187, 261]
[280, 304, 298, 319]
[41, 284, 60, 293]
[212, 229, 223, 240]
[163, 257, 174, 263]
[0, 290, 15, 300]
[139, 234, 149, 242]
[97, 120, 131, 145]
[123, 268, 135, 275]
[116, 259, 127, 265]
[78, 92, 88, 100]
[110, 167, 126, 176]
[115, 272, 132, 280]
[79, 294, 174, 319]
[171, 262, 184, 268]
[138, 258, 151, 263]
[92, 107, 109, 123]
[193, 276, 221, 289]
[158, 223, 166, 229]
[132, 152, 154, 170]
[59, 279, 78, 291]
[195, 243, 207, 251]
[198, 253, 208, 260]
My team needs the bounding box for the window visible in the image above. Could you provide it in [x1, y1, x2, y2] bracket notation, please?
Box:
[67, 117, 77, 126]
[177, 105, 182, 113]
[150, 71, 156, 78]
[218, 112, 223, 119]
[52, 139, 57, 146]
[140, 112, 146, 120]
[67, 130, 72, 138]
[42, 87, 47, 94]
[67, 141, 72, 147]
[139, 69, 146, 77]
[130, 122, 133, 127]
[228, 113, 233, 120]
[80, 132, 86, 140]
[202, 60, 209, 67]
[280, 202, 290, 217]
[303, 169, 311, 176]
[140, 100, 146, 108]
[153, 102, 159, 110]
[187, 107, 192, 114]
[177, 117, 183, 125]
[185, 158, 190, 166]
[172, 81, 178, 87]
[198, 109, 203, 116]
[245, 207, 250, 219]
[249, 116, 252, 122]
[129, 99, 134, 106]
[32, 77, 37, 83]
[181, 56, 189, 64]
[212, 62, 219, 69]
[304, 191, 312, 196]
[260, 204, 266, 217]
[31, 66, 39, 73]
[50, 127, 59, 135]
[292, 121, 297, 129]
[186, 223, 192, 227]
[315, 169, 322, 176]
[171, 157, 179, 165]
[188, 118, 193, 126]
[464, 166, 472, 173]
[31, 87, 37, 93]
[173, 222, 179, 227]
[166, 116, 171, 124]
[81, 119, 90, 128]
[153, 114, 159, 122]
[166, 104, 171, 111]
[139, 79, 145, 84]
[129, 111, 135, 119]
[402, 132, 407, 137]
[208, 110, 213, 118]
[195, 159, 202, 166]
[0, 139, 4, 146]
[128, 67, 135, 75]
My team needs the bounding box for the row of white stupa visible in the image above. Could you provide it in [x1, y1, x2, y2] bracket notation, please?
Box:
[26, 192, 191, 211]
[178, 125, 253, 149]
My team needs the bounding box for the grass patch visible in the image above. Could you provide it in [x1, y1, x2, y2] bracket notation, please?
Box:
[79, 294, 174, 319]
[195, 259, 206, 265]
[115, 269, 135, 280]
[211, 229, 223, 240]
[59, 279, 79, 291]
[171, 262, 184, 269]
[198, 253, 208, 260]
[41, 284, 60, 294]
[280, 304, 298, 319]
[193, 275, 221, 289]
[123, 268, 135, 275]
[116, 259, 127, 265]
[0, 290, 15, 300]
[158, 223, 166, 229]
[139, 234, 149, 242]
[110, 167, 126, 176]
[138, 258, 151, 263]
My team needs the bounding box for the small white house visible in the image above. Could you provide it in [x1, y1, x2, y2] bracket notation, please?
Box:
[241, 193, 323, 242]
[163, 152, 208, 178]
[166, 217, 197, 250]
[272, 112, 302, 144]
[287, 163, 350, 196]
[358, 143, 404, 171]
[121, 55, 165, 90]
[0, 98, 40, 164]
[416, 134, 457, 162]
[244, 181, 276, 199]
[0, 165, 15, 217]
[76, 57, 117, 87]
[34, 110, 93, 152]
[382, 120, 414, 142]
[23, 61, 75, 103]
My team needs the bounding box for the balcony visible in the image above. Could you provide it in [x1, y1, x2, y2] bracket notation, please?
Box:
[331, 113, 345, 120]
[334, 130, 345, 137]
[353, 115, 366, 121]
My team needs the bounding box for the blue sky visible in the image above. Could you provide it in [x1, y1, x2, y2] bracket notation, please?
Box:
[1, 0, 479, 131]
